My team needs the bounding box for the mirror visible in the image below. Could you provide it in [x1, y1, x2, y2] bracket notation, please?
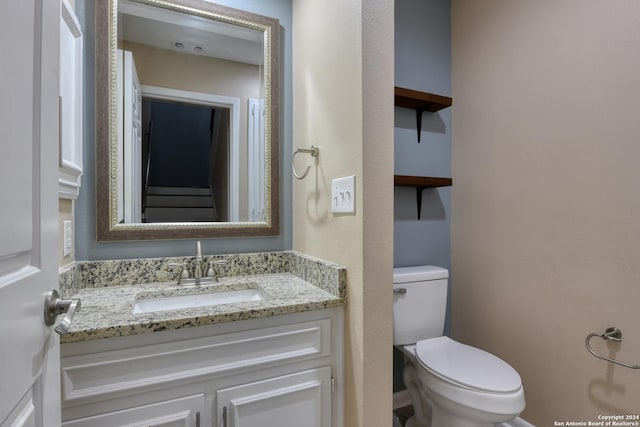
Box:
[96, 0, 280, 240]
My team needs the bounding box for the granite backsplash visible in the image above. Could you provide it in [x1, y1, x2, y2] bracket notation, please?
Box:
[59, 251, 346, 300]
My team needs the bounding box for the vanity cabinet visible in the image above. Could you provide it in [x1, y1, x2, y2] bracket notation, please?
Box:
[60, 309, 343, 427]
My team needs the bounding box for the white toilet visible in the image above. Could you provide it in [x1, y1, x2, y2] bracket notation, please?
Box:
[393, 266, 525, 427]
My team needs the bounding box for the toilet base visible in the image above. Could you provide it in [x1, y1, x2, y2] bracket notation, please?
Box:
[403, 409, 497, 427]
[404, 415, 425, 427]
[402, 361, 520, 427]
[430, 408, 497, 427]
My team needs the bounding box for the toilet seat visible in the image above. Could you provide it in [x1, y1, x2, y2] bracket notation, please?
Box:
[415, 336, 522, 394]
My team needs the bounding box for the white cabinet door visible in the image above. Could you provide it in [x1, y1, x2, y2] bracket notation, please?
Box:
[62, 394, 205, 427]
[217, 367, 331, 427]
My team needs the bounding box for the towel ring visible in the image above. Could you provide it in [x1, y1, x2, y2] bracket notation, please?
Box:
[292, 146, 319, 180]
[585, 327, 640, 369]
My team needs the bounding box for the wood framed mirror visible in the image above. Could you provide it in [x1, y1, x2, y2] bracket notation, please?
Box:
[96, 0, 280, 241]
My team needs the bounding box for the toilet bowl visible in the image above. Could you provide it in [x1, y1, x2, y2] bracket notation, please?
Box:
[393, 266, 525, 426]
[400, 339, 525, 427]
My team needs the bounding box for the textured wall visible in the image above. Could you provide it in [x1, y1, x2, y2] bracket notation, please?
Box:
[451, 1, 640, 423]
[292, 0, 394, 425]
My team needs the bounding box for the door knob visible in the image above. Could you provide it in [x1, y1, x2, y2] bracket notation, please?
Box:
[43, 289, 81, 334]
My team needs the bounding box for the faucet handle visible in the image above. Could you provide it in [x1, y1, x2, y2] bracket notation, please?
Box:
[168, 262, 190, 280]
[206, 258, 228, 279]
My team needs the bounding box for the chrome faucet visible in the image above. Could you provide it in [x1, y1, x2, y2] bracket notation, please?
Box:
[193, 241, 204, 280]
[167, 242, 228, 286]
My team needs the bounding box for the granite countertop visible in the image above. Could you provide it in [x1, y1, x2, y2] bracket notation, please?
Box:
[61, 272, 343, 344]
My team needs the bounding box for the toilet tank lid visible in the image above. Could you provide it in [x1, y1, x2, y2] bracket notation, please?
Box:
[393, 265, 449, 283]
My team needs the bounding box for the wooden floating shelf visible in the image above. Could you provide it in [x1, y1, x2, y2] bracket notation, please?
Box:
[394, 175, 452, 219]
[394, 175, 452, 188]
[394, 87, 452, 143]
[394, 87, 452, 112]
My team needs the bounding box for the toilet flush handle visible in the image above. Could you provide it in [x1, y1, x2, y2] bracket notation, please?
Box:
[393, 288, 407, 295]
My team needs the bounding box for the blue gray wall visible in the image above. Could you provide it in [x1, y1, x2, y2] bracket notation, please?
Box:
[394, 0, 451, 270]
[75, 0, 293, 260]
[393, 0, 451, 393]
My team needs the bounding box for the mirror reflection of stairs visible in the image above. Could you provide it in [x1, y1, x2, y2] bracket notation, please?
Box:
[143, 186, 216, 222]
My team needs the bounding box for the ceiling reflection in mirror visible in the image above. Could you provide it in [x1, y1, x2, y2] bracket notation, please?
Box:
[96, 0, 280, 240]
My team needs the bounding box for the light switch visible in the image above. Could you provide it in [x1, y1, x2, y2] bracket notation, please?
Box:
[331, 175, 356, 214]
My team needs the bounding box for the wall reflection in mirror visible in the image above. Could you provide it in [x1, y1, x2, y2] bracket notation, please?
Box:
[117, 0, 266, 224]
[97, 0, 279, 240]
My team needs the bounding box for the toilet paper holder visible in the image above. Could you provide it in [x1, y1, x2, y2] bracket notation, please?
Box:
[585, 327, 640, 369]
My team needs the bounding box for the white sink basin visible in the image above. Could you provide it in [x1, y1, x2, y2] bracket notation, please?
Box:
[132, 286, 264, 314]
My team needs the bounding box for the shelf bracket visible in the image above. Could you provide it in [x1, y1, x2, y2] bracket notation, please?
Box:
[415, 109, 424, 143]
[416, 187, 426, 219]
[394, 175, 452, 219]
[394, 87, 452, 143]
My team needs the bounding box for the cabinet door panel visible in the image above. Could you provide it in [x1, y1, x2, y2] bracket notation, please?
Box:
[217, 367, 331, 427]
[62, 394, 204, 427]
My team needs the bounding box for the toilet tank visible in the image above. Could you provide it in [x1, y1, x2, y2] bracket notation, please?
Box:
[393, 265, 448, 346]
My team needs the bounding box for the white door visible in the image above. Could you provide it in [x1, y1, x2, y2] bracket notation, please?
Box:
[247, 98, 265, 222]
[122, 50, 142, 223]
[217, 367, 332, 427]
[0, 1, 61, 426]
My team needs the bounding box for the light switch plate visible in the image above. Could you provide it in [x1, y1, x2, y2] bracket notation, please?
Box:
[63, 220, 72, 257]
[331, 175, 356, 214]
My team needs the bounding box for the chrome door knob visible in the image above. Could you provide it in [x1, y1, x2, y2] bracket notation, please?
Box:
[43, 289, 81, 334]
